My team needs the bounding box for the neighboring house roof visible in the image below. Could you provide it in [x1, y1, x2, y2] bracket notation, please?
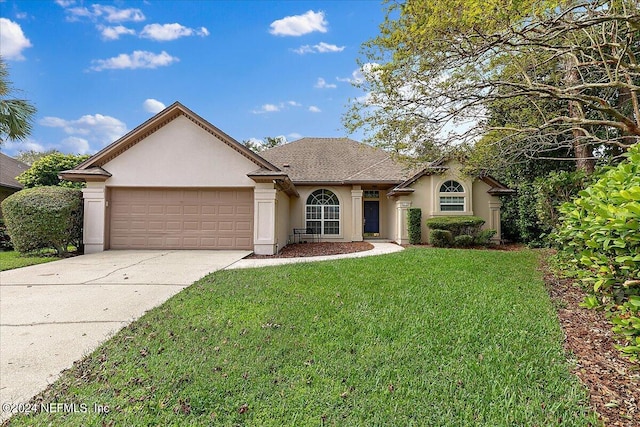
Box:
[61, 102, 281, 181]
[0, 152, 29, 190]
[259, 137, 417, 185]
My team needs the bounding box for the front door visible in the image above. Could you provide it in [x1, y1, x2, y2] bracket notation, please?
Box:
[364, 200, 379, 234]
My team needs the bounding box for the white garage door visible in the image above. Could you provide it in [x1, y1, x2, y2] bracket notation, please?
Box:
[109, 188, 253, 250]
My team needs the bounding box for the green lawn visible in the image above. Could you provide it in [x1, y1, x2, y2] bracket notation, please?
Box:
[7, 248, 597, 426]
[0, 250, 57, 271]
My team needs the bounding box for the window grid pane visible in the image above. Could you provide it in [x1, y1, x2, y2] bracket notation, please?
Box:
[440, 180, 464, 193]
[324, 221, 340, 235]
[306, 189, 340, 235]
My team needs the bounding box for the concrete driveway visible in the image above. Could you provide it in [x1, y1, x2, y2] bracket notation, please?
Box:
[0, 250, 249, 419]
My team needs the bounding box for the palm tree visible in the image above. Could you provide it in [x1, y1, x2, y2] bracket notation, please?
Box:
[0, 58, 36, 144]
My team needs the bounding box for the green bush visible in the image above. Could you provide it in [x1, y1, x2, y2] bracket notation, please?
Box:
[555, 144, 640, 362]
[425, 216, 485, 238]
[454, 234, 474, 247]
[429, 229, 453, 247]
[0, 219, 12, 250]
[407, 208, 422, 244]
[475, 229, 497, 246]
[1, 186, 83, 256]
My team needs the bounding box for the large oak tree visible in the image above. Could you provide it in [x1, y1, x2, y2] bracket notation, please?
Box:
[344, 0, 640, 172]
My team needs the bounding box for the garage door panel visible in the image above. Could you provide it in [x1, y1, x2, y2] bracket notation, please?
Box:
[110, 188, 253, 250]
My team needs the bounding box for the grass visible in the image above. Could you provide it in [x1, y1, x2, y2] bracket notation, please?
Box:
[7, 248, 597, 426]
[0, 250, 57, 271]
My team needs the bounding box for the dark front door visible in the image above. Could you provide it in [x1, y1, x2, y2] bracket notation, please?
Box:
[364, 201, 380, 234]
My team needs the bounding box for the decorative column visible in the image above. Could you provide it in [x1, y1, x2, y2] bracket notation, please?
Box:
[82, 182, 107, 254]
[488, 200, 502, 243]
[395, 200, 412, 245]
[351, 187, 363, 241]
[253, 183, 278, 255]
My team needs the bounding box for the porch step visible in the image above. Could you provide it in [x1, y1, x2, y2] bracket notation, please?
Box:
[364, 238, 393, 243]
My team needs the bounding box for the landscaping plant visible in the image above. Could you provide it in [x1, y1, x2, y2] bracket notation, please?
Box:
[425, 216, 494, 247]
[1, 186, 83, 256]
[555, 144, 640, 362]
[407, 207, 422, 244]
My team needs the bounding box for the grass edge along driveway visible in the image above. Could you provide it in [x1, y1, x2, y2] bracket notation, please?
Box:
[0, 251, 57, 271]
[6, 248, 598, 426]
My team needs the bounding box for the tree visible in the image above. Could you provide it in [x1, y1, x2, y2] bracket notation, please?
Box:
[242, 136, 286, 153]
[344, 0, 640, 172]
[0, 58, 37, 144]
[15, 149, 60, 165]
[17, 153, 90, 189]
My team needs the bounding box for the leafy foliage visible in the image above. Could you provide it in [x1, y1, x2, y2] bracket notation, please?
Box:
[555, 144, 640, 361]
[454, 234, 474, 247]
[242, 136, 286, 153]
[15, 149, 60, 165]
[0, 59, 37, 143]
[1, 186, 83, 256]
[17, 152, 90, 188]
[425, 216, 485, 237]
[0, 219, 12, 250]
[429, 229, 453, 247]
[407, 207, 422, 244]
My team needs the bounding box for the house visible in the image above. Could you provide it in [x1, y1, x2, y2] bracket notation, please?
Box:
[61, 102, 513, 255]
[0, 152, 29, 218]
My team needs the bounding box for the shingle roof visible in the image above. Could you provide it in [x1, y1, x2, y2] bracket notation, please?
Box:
[259, 137, 415, 184]
[0, 152, 28, 190]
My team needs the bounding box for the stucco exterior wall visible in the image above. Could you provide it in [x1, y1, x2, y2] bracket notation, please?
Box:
[102, 115, 258, 188]
[276, 190, 290, 252]
[289, 185, 353, 242]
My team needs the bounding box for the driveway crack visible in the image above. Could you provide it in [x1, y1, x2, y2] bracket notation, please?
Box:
[82, 251, 176, 284]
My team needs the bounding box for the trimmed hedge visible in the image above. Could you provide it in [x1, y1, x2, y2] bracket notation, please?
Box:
[1, 186, 83, 255]
[425, 216, 485, 236]
[0, 219, 12, 250]
[430, 229, 453, 247]
[407, 208, 422, 244]
[454, 234, 474, 247]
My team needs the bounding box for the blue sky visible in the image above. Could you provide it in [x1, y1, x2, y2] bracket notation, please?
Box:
[0, 0, 386, 157]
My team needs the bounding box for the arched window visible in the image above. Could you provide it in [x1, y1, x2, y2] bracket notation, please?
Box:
[439, 180, 465, 211]
[306, 189, 340, 235]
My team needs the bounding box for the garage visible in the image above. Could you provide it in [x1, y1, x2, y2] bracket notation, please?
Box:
[109, 188, 253, 250]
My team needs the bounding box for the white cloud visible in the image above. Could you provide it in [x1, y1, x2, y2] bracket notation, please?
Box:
[90, 50, 179, 71]
[287, 132, 302, 140]
[0, 138, 45, 156]
[269, 10, 327, 36]
[314, 77, 336, 89]
[39, 113, 127, 149]
[143, 98, 166, 114]
[293, 42, 344, 55]
[62, 136, 91, 154]
[98, 25, 135, 40]
[140, 23, 209, 41]
[287, 100, 301, 107]
[338, 63, 381, 84]
[15, 12, 28, 20]
[55, 0, 76, 7]
[252, 104, 281, 114]
[308, 106, 322, 113]
[0, 18, 32, 60]
[65, 6, 94, 21]
[92, 5, 145, 23]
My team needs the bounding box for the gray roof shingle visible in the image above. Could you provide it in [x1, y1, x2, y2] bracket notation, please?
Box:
[259, 137, 416, 184]
[0, 152, 29, 190]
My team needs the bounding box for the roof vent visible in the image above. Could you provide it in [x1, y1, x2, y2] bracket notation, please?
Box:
[283, 163, 290, 167]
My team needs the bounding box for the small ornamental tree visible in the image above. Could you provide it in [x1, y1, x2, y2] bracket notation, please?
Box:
[16, 152, 90, 188]
[555, 144, 640, 361]
[1, 186, 83, 255]
[407, 208, 422, 244]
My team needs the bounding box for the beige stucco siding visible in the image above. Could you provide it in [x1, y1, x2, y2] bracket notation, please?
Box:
[276, 190, 290, 251]
[472, 180, 493, 230]
[102, 115, 257, 188]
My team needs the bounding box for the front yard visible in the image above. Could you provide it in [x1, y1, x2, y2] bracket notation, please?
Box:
[6, 248, 597, 426]
[0, 251, 57, 271]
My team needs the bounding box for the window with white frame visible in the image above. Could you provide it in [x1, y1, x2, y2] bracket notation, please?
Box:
[306, 189, 340, 235]
[439, 180, 465, 211]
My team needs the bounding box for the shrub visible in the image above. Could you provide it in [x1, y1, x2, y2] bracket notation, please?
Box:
[425, 216, 485, 239]
[1, 186, 83, 256]
[454, 234, 474, 247]
[0, 219, 13, 250]
[475, 229, 497, 246]
[407, 208, 422, 244]
[429, 229, 453, 247]
[555, 144, 640, 362]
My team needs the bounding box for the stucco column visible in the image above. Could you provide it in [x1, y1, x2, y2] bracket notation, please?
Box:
[488, 200, 502, 243]
[395, 200, 412, 245]
[351, 187, 363, 242]
[82, 182, 107, 254]
[253, 183, 278, 255]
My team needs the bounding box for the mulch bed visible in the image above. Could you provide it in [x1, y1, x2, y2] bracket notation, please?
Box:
[246, 242, 374, 259]
[542, 261, 640, 426]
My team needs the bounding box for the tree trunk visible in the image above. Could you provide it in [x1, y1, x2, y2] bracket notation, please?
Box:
[564, 56, 595, 174]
